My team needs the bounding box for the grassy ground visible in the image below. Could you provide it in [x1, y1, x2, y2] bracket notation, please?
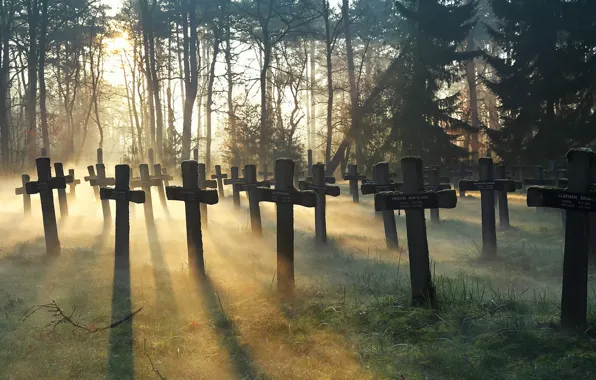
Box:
[0, 178, 595, 379]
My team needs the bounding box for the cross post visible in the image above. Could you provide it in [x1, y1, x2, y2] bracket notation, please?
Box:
[211, 165, 228, 198]
[25, 157, 65, 257]
[85, 165, 100, 201]
[343, 164, 366, 202]
[375, 157, 457, 306]
[91, 164, 115, 228]
[53, 162, 72, 218]
[254, 159, 316, 297]
[100, 165, 145, 260]
[224, 167, 244, 208]
[459, 158, 517, 257]
[494, 163, 514, 229]
[307, 149, 313, 178]
[243, 165, 271, 235]
[166, 161, 219, 275]
[68, 169, 81, 201]
[526, 148, 595, 329]
[299, 163, 340, 244]
[152, 163, 170, 215]
[198, 163, 217, 227]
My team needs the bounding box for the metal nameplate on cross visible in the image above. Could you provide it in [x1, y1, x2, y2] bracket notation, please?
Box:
[375, 190, 457, 211]
[458, 180, 517, 192]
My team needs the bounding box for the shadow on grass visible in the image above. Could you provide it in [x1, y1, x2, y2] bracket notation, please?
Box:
[107, 255, 134, 379]
[194, 273, 267, 380]
[146, 221, 179, 320]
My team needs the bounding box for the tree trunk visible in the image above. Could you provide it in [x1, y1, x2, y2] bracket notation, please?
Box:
[139, 0, 156, 152]
[323, 4, 333, 166]
[225, 1, 238, 166]
[26, 0, 39, 158]
[206, 37, 220, 174]
[38, 0, 50, 155]
[259, 38, 271, 167]
[181, 4, 198, 161]
[0, 1, 12, 167]
[467, 35, 479, 156]
[310, 40, 316, 159]
[342, 0, 362, 167]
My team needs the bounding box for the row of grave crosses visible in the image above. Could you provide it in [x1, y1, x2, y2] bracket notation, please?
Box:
[16, 146, 596, 330]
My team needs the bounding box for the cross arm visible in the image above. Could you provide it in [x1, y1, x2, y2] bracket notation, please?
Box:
[254, 187, 316, 207]
[166, 186, 219, 205]
[25, 177, 67, 194]
[298, 181, 341, 197]
[100, 188, 146, 204]
[527, 186, 596, 212]
[424, 183, 452, 191]
[375, 190, 458, 211]
[224, 178, 246, 185]
[305, 176, 336, 184]
[343, 174, 366, 181]
[211, 173, 229, 179]
[90, 177, 116, 187]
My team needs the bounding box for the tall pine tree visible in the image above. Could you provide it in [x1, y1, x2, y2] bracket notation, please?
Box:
[384, 0, 477, 164]
[485, 0, 596, 162]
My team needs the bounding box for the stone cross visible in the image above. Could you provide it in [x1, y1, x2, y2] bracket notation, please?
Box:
[67, 169, 81, 201]
[298, 163, 340, 244]
[100, 165, 145, 260]
[459, 158, 517, 257]
[259, 163, 273, 181]
[91, 164, 115, 228]
[224, 166, 244, 208]
[242, 165, 271, 235]
[526, 148, 595, 329]
[85, 165, 100, 201]
[343, 164, 366, 201]
[211, 165, 228, 198]
[25, 157, 65, 257]
[361, 162, 399, 249]
[375, 156, 457, 306]
[15, 174, 32, 216]
[166, 161, 219, 275]
[198, 163, 217, 226]
[53, 162, 72, 218]
[254, 159, 316, 297]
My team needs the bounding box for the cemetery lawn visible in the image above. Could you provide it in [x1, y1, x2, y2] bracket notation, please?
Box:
[0, 187, 595, 379]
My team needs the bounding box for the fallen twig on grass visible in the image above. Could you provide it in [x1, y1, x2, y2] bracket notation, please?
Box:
[144, 338, 167, 380]
[19, 300, 143, 334]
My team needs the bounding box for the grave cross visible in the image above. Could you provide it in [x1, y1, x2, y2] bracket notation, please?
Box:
[198, 163, 217, 227]
[67, 169, 81, 200]
[451, 162, 473, 198]
[85, 165, 100, 201]
[375, 157, 457, 306]
[25, 157, 65, 257]
[15, 174, 32, 216]
[151, 163, 170, 215]
[361, 162, 399, 249]
[494, 163, 516, 229]
[254, 159, 316, 297]
[53, 162, 73, 218]
[91, 164, 115, 227]
[459, 158, 517, 257]
[259, 163, 273, 181]
[224, 167, 245, 208]
[425, 166, 452, 223]
[299, 163, 340, 244]
[166, 161, 219, 275]
[100, 165, 145, 259]
[131, 164, 157, 227]
[343, 164, 366, 202]
[211, 165, 228, 198]
[242, 165, 271, 235]
[526, 148, 595, 329]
